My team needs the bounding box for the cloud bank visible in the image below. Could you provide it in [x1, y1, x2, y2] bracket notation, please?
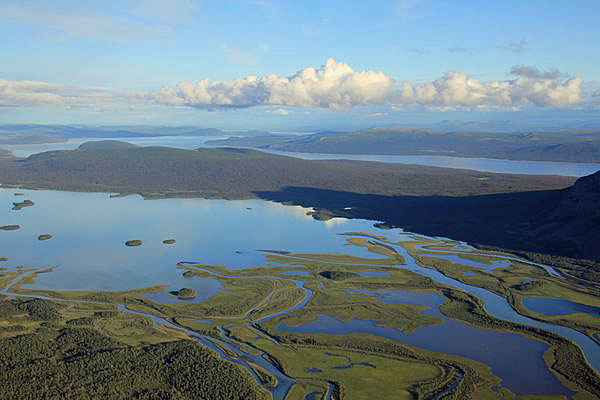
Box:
[0, 80, 110, 107]
[146, 59, 583, 110]
[1, 59, 586, 112]
[144, 58, 395, 109]
[395, 71, 582, 109]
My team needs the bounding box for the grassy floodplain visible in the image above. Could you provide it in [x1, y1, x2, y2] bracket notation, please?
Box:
[2, 229, 600, 399]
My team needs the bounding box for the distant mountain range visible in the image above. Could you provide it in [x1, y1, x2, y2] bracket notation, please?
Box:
[0, 124, 268, 145]
[207, 127, 600, 163]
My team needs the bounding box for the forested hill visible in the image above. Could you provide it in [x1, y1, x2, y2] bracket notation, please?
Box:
[0, 141, 572, 199]
[206, 128, 600, 163]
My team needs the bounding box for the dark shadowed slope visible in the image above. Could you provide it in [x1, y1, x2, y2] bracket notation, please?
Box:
[256, 171, 600, 263]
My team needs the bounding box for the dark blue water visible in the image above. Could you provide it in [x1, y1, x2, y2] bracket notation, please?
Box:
[524, 298, 600, 317]
[279, 290, 571, 397]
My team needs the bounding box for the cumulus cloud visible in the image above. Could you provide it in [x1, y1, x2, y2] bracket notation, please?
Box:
[1, 60, 586, 112]
[143, 59, 582, 111]
[144, 58, 395, 109]
[394, 70, 582, 108]
[0, 79, 112, 107]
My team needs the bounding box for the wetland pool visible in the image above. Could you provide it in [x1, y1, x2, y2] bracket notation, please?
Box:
[524, 297, 600, 317]
[279, 290, 571, 396]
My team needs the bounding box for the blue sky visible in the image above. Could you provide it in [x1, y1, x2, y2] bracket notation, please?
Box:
[1, 0, 599, 129]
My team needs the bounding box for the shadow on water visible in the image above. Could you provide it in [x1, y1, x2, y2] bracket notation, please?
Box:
[254, 186, 585, 259]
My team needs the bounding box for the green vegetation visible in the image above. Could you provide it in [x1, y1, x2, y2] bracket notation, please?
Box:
[319, 270, 359, 281]
[163, 239, 176, 244]
[125, 239, 142, 247]
[172, 288, 196, 299]
[12, 199, 34, 210]
[3, 230, 600, 399]
[0, 297, 268, 400]
[0, 225, 20, 231]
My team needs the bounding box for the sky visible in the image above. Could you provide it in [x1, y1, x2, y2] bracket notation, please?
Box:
[1, 0, 599, 130]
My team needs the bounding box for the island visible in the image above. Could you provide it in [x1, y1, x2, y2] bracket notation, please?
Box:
[12, 200, 34, 210]
[38, 234, 52, 241]
[170, 287, 196, 299]
[125, 240, 142, 247]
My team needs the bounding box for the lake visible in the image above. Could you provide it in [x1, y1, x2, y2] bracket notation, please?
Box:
[0, 188, 378, 291]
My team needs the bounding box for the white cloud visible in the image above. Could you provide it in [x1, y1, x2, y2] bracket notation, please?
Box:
[394, 70, 582, 108]
[0, 79, 112, 107]
[0, 61, 587, 112]
[144, 58, 395, 109]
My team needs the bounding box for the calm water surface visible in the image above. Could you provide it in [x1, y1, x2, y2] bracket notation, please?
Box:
[0, 188, 376, 291]
[279, 290, 571, 396]
[524, 298, 600, 317]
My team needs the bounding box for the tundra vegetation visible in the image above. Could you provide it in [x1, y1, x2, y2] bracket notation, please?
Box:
[3, 232, 600, 399]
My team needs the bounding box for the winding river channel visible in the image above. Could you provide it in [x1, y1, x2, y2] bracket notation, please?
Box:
[1, 188, 599, 398]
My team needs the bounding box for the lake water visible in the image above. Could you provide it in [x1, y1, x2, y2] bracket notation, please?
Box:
[279, 290, 570, 396]
[422, 254, 511, 271]
[2, 135, 599, 176]
[524, 297, 600, 317]
[0, 188, 377, 291]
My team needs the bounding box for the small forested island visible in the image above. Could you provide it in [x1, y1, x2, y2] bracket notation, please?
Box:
[318, 270, 359, 280]
[171, 287, 196, 299]
[163, 239, 176, 244]
[38, 234, 52, 241]
[125, 240, 142, 247]
[12, 200, 34, 210]
[0, 225, 20, 231]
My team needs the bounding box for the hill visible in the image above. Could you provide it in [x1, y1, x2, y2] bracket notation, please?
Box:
[207, 127, 600, 163]
[0, 142, 572, 199]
